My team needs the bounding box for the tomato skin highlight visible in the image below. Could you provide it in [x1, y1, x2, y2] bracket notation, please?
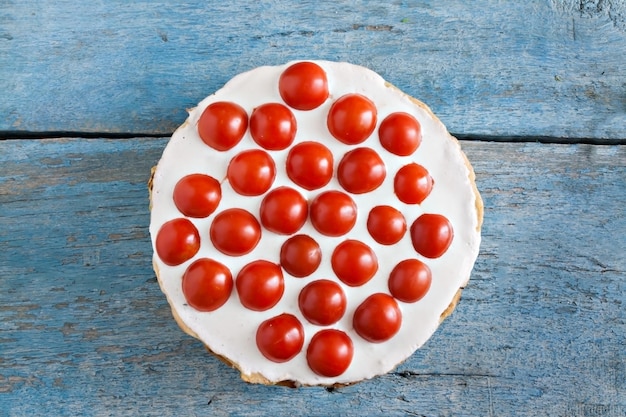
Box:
[367, 205, 407, 245]
[410, 213, 454, 259]
[182, 258, 233, 311]
[256, 313, 304, 363]
[236, 260, 284, 311]
[279, 234, 321, 278]
[298, 279, 347, 326]
[210, 208, 261, 256]
[327, 94, 377, 145]
[155, 218, 200, 266]
[306, 329, 354, 377]
[394, 163, 433, 204]
[337, 147, 386, 194]
[227, 149, 276, 196]
[286, 141, 334, 190]
[279, 61, 329, 110]
[259, 187, 308, 235]
[197, 101, 248, 151]
[250, 103, 297, 150]
[353, 293, 402, 343]
[309, 191, 357, 237]
[378, 112, 422, 156]
[173, 174, 221, 218]
[331, 240, 378, 287]
[388, 259, 432, 303]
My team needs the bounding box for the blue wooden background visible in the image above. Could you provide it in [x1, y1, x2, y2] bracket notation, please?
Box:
[1, 1, 625, 416]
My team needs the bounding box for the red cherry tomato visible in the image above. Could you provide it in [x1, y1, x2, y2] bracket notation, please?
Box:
[182, 258, 233, 311]
[279, 234, 322, 277]
[378, 112, 422, 156]
[306, 329, 354, 377]
[394, 163, 433, 204]
[331, 240, 378, 287]
[155, 218, 200, 266]
[279, 61, 329, 110]
[298, 280, 347, 326]
[286, 141, 334, 190]
[197, 101, 248, 151]
[173, 174, 221, 218]
[210, 208, 261, 256]
[327, 94, 377, 144]
[256, 313, 304, 363]
[410, 214, 454, 258]
[337, 147, 386, 194]
[259, 187, 308, 235]
[366, 205, 407, 245]
[353, 293, 402, 343]
[388, 259, 432, 303]
[236, 260, 284, 311]
[250, 103, 297, 150]
[309, 191, 357, 237]
[227, 149, 276, 196]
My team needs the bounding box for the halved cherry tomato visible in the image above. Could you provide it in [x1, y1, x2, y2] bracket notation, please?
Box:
[173, 174, 221, 218]
[227, 149, 276, 196]
[366, 205, 407, 245]
[259, 186, 308, 235]
[236, 260, 284, 311]
[182, 258, 233, 311]
[331, 240, 378, 287]
[353, 293, 402, 343]
[250, 103, 297, 150]
[279, 61, 329, 110]
[286, 141, 334, 190]
[279, 234, 321, 278]
[327, 94, 377, 144]
[298, 279, 347, 326]
[394, 163, 433, 204]
[210, 208, 261, 256]
[256, 313, 304, 363]
[155, 218, 200, 266]
[197, 101, 248, 151]
[378, 112, 422, 156]
[337, 147, 386, 194]
[306, 329, 353, 377]
[410, 214, 453, 258]
[388, 259, 431, 303]
[309, 191, 357, 237]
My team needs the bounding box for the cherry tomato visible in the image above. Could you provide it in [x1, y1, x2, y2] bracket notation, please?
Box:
[227, 149, 276, 196]
[173, 174, 221, 218]
[279, 61, 329, 110]
[279, 234, 322, 277]
[378, 112, 422, 156]
[331, 240, 378, 287]
[286, 141, 334, 190]
[236, 260, 284, 311]
[327, 94, 377, 144]
[256, 313, 304, 363]
[250, 103, 297, 150]
[353, 293, 402, 343]
[394, 163, 433, 204]
[182, 258, 233, 311]
[298, 280, 347, 326]
[306, 329, 354, 377]
[410, 214, 454, 258]
[366, 205, 407, 245]
[259, 187, 308, 235]
[309, 191, 357, 237]
[337, 147, 386, 194]
[388, 259, 432, 303]
[197, 101, 248, 151]
[210, 208, 261, 256]
[155, 218, 200, 266]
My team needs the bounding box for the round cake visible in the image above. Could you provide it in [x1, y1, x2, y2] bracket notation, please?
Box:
[149, 60, 483, 386]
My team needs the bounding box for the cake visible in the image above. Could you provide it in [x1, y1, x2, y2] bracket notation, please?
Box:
[148, 60, 483, 386]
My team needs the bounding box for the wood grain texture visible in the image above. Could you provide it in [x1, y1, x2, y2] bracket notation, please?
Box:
[1, 138, 624, 416]
[1, 0, 625, 140]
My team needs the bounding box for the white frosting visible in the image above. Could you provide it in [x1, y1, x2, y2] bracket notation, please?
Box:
[149, 61, 481, 385]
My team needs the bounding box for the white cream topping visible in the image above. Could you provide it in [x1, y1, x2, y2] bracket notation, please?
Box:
[149, 61, 481, 385]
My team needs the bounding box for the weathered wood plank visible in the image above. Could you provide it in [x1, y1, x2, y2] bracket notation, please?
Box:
[0, 138, 624, 416]
[1, 1, 625, 140]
